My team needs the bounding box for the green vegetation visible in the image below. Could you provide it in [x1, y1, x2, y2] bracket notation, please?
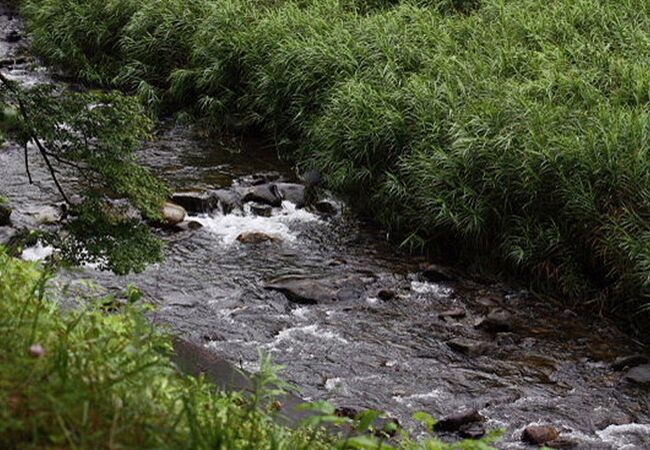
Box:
[0, 249, 499, 449]
[0, 75, 168, 273]
[21, 0, 650, 317]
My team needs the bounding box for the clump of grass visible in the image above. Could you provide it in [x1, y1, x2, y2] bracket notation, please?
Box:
[21, 0, 650, 319]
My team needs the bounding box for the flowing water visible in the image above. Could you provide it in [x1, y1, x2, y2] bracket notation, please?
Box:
[1, 4, 650, 448]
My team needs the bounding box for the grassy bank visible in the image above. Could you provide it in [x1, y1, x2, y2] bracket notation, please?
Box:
[21, 0, 650, 318]
[0, 249, 499, 449]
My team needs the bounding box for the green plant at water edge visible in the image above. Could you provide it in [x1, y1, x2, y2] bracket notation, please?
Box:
[0, 249, 499, 449]
[0, 73, 169, 273]
[21, 0, 650, 321]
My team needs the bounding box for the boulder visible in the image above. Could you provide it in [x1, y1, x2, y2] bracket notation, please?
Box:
[0, 203, 11, 226]
[611, 354, 648, 371]
[161, 202, 186, 225]
[210, 189, 242, 214]
[236, 232, 280, 244]
[243, 184, 281, 207]
[623, 364, 650, 384]
[434, 409, 485, 432]
[521, 425, 560, 445]
[476, 308, 513, 332]
[171, 191, 218, 213]
[274, 183, 307, 207]
[265, 278, 337, 304]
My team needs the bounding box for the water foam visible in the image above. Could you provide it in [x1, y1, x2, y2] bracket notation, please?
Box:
[21, 241, 54, 261]
[191, 201, 319, 244]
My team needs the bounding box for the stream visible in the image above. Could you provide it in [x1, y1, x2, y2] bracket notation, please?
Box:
[1, 4, 650, 449]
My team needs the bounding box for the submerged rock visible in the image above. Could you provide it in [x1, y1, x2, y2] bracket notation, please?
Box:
[377, 288, 396, 301]
[434, 409, 485, 432]
[265, 276, 365, 305]
[162, 202, 186, 225]
[521, 425, 560, 445]
[623, 364, 650, 384]
[236, 231, 280, 244]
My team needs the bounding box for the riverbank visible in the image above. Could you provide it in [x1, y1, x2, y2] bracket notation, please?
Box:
[19, 0, 650, 325]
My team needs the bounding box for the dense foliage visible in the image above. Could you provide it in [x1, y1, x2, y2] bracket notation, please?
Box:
[0, 249, 499, 449]
[0, 76, 168, 273]
[21, 0, 650, 316]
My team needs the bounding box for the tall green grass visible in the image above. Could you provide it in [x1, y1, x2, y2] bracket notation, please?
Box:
[21, 0, 650, 318]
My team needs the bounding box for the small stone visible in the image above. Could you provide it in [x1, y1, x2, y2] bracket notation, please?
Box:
[161, 202, 186, 225]
[476, 308, 513, 332]
[236, 231, 279, 244]
[29, 344, 46, 358]
[438, 308, 466, 320]
[521, 425, 560, 445]
[623, 364, 650, 384]
[250, 203, 273, 217]
[612, 354, 648, 371]
[434, 409, 485, 432]
[377, 289, 396, 301]
[187, 220, 204, 230]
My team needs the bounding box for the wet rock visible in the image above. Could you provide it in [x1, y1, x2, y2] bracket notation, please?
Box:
[236, 231, 280, 244]
[335, 406, 359, 419]
[419, 263, 457, 282]
[377, 289, 396, 301]
[623, 364, 650, 384]
[521, 425, 560, 445]
[243, 184, 281, 207]
[446, 338, 490, 356]
[250, 203, 273, 217]
[314, 200, 338, 215]
[438, 308, 466, 320]
[0, 202, 11, 226]
[162, 202, 186, 225]
[476, 308, 513, 332]
[171, 191, 218, 213]
[210, 189, 242, 214]
[274, 183, 306, 207]
[612, 354, 648, 371]
[434, 409, 485, 432]
[266, 278, 336, 304]
[459, 423, 486, 439]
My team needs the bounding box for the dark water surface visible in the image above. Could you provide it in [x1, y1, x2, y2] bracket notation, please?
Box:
[1, 4, 649, 448]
